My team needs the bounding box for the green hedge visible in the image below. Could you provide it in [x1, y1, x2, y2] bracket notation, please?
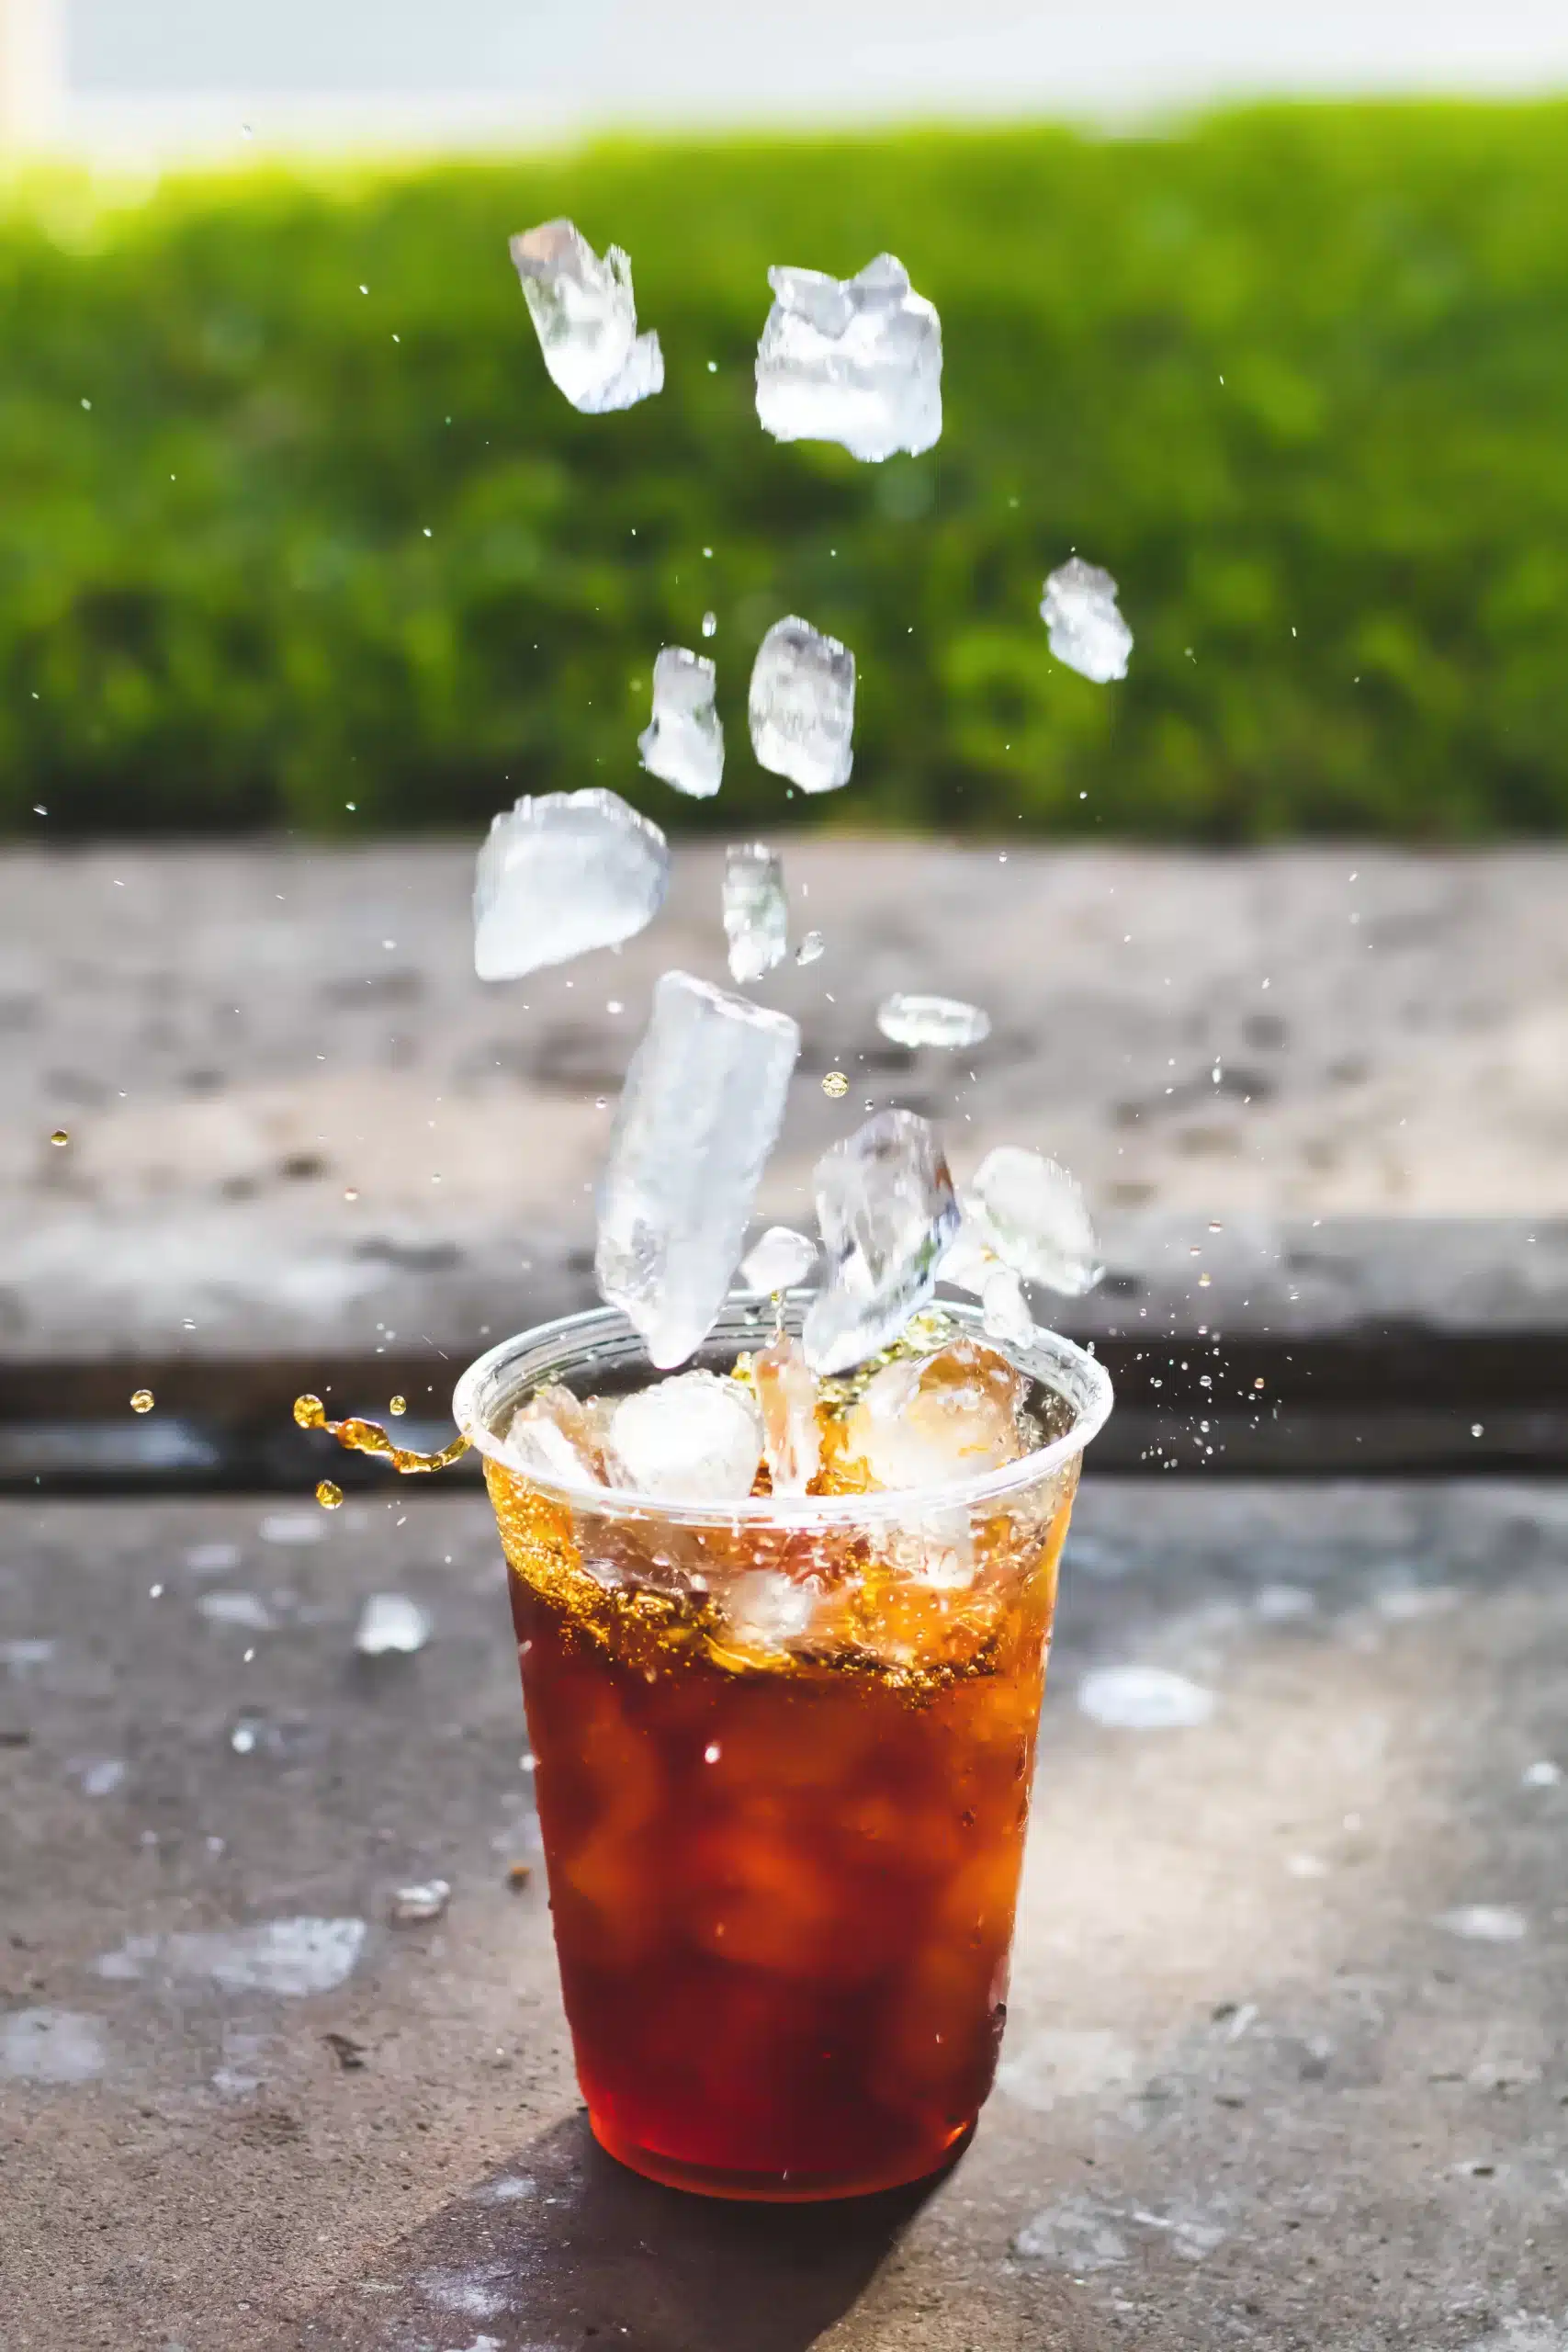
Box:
[5, 106, 1568, 838]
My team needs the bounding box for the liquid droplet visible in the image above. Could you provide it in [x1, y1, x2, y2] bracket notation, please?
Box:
[50, 1129, 69, 1148]
[822, 1070, 849, 1099]
[294, 1394, 326, 1430]
[130, 1389, 154, 1414]
[292, 1394, 468, 1478]
[344, 1187, 360, 1203]
[389, 1396, 407, 1417]
[316, 1480, 344, 1510]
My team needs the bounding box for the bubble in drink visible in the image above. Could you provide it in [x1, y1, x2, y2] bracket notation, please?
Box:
[739, 1225, 818, 1295]
[876, 993, 991, 1051]
[749, 617, 855, 795]
[130, 1389, 154, 1414]
[755, 253, 942, 462]
[638, 647, 724, 799]
[969, 1147, 1102, 1298]
[595, 970, 800, 1370]
[805, 1109, 961, 1375]
[509, 218, 664, 413]
[723, 843, 789, 985]
[473, 789, 669, 982]
[1040, 558, 1134, 684]
[316, 1479, 344, 1510]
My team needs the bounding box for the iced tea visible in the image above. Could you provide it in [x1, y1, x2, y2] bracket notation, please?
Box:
[460, 1304, 1111, 2202]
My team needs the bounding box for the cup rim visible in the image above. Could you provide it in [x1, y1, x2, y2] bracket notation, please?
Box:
[452, 1295, 1114, 1528]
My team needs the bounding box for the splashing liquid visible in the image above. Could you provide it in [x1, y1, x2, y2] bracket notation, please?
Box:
[293, 1394, 470, 1477]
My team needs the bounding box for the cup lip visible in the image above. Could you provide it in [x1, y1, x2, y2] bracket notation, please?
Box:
[452, 1295, 1114, 1529]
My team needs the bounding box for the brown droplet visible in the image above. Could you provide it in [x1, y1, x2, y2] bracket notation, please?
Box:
[50, 1129, 69, 1148]
[389, 1396, 407, 1418]
[293, 1393, 325, 1430]
[821, 1070, 849, 1099]
[506, 1862, 533, 1894]
[130, 1388, 154, 1415]
[316, 1479, 344, 1510]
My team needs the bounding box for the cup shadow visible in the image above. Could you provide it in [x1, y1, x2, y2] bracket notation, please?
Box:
[280, 2109, 946, 2352]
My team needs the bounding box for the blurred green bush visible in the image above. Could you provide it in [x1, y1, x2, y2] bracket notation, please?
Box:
[3, 105, 1568, 838]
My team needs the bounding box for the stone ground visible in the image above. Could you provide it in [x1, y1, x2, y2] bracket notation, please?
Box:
[4, 1479, 1567, 2351]
[6, 841, 1568, 1360]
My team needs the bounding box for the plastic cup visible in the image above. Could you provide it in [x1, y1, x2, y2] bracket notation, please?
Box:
[455, 1296, 1111, 2202]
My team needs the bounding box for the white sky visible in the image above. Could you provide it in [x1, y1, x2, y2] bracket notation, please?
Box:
[67, 0, 1568, 127]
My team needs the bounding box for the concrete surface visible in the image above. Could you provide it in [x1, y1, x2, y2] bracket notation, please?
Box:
[4, 1477, 1567, 2348]
[6, 841, 1568, 1362]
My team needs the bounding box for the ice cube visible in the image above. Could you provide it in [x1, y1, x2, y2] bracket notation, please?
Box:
[723, 843, 789, 985]
[843, 1339, 1027, 1490]
[389, 1880, 451, 1927]
[506, 1385, 606, 1490]
[355, 1593, 430, 1657]
[936, 1215, 996, 1297]
[608, 1372, 762, 1501]
[749, 617, 855, 795]
[755, 253, 942, 462]
[739, 1225, 818, 1295]
[474, 789, 668, 981]
[876, 992, 991, 1051]
[982, 1264, 1036, 1348]
[1040, 558, 1134, 684]
[637, 647, 724, 799]
[753, 1329, 821, 1493]
[509, 218, 664, 414]
[795, 930, 825, 967]
[969, 1147, 1102, 1296]
[722, 1567, 818, 1657]
[596, 969, 800, 1368]
[804, 1109, 961, 1374]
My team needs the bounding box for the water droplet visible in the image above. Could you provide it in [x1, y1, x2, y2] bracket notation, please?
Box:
[1209, 1220, 1224, 1232]
[822, 1070, 849, 1099]
[316, 1480, 344, 1510]
[704, 1743, 721, 1763]
[50, 1129, 69, 1148]
[344, 1186, 359, 1202]
[701, 610, 717, 638]
[389, 1396, 407, 1417]
[130, 1389, 154, 1414]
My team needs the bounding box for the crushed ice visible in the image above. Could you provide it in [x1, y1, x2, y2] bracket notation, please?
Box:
[510, 218, 663, 413]
[755, 253, 942, 462]
[474, 789, 668, 980]
[1041, 557, 1134, 684]
[638, 647, 724, 798]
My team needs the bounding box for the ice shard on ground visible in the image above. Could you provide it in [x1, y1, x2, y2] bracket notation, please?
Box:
[755, 254, 942, 462]
[596, 970, 801, 1369]
[748, 617, 855, 795]
[1040, 558, 1134, 684]
[804, 1109, 961, 1375]
[723, 843, 789, 985]
[509, 219, 663, 414]
[473, 789, 668, 981]
[876, 993, 991, 1050]
[969, 1146, 1103, 1297]
[638, 648, 724, 799]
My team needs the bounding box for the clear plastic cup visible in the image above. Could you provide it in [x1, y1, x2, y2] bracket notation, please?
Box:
[455, 1295, 1111, 2202]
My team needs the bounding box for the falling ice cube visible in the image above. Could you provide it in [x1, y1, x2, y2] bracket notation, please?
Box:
[474, 789, 669, 981]
[739, 1225, 818, 1295]
[355, 1593, 430, 1657]
[804, 1109, 961, 1375]
[875, 992, 992, 1051]
[936, 1215, 997, 1297]
[608, 1372, 762, 1501]
[596, 969, 800, 1368]
[795, 930, 825, 967]
[753, 1329, 822, 1494]
[723, 843, 789, 985]
[749, 617, 855, 795]
[1040, 558, 1134, 684]
[638, 647, 724, 799]
[755, 253, 942, 462]
[844, 1338, 1027, 1490]
[509, 218, 664, 414]
[969, 1146, 1103, 1297]
[982, 1264, 1036, 1349]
